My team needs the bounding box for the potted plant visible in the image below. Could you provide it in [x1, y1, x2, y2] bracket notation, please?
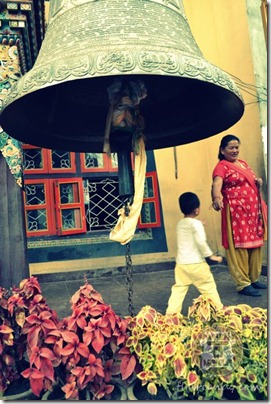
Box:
[0, 276, 57, 400]
[213, 303, 267, 400]
[124, 296, 267, 400]
[20, 275, 131, 400]
[124, 305, 192, 400]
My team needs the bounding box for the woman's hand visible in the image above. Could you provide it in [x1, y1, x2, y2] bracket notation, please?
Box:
[212, 197, 223, 211]
[255, 178, 263, 188]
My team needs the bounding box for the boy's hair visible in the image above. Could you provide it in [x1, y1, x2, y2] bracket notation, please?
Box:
[179, 192, 200, 215]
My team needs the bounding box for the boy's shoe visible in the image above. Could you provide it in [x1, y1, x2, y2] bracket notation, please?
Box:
[251, 281, 267, 289]
[238, 285, 261, 297]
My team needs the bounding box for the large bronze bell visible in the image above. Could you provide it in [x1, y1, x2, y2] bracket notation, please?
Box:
[0, 0, 244, 154]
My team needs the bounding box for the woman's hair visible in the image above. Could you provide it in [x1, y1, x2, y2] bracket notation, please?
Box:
[179, 192, 200, 215]
[218, 134, 240, 160]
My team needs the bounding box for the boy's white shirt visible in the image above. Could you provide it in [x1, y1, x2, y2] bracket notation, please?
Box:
[176, 217, 213, 264]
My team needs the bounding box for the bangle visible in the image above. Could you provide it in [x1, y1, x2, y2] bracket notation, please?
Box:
[212, 196, 221, 200]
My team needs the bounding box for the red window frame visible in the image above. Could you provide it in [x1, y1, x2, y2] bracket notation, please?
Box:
[138, 171, 161, 229]
[53, 178, 87, 236]
[23, 145, 76, 174]
[23, 145, 48, 174]
[80, 152, 118, 173]
[47, 150, 76, 173]
[23, 179, 55, 236]
[23, 178, 87, 237]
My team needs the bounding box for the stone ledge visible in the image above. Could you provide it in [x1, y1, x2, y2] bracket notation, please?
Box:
[35, 261, 176, 283]
[35, 260, 267, 283]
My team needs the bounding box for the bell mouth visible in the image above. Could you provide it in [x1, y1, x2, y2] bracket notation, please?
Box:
[0, 74, 244, 153]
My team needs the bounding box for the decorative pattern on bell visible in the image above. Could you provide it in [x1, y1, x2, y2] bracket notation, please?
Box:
[0, 0, 244, 152]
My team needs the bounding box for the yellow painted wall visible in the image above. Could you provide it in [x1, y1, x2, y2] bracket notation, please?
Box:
[30, 0, 266, 275]
[154, 0, 267, 264]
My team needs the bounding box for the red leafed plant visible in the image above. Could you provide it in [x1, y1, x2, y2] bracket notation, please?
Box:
[0, 276, 58, 396]
[21, 275, 135, 400]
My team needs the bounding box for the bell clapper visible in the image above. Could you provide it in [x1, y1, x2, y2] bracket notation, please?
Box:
[106, 79, 147, 314]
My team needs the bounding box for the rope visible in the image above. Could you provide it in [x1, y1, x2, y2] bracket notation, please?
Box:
[173, 146, 178, 179]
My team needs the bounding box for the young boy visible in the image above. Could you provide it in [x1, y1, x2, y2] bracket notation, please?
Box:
[166, 192, 223, 314]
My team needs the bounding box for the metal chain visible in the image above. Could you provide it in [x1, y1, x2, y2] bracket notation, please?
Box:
[125, 242, 135, 317]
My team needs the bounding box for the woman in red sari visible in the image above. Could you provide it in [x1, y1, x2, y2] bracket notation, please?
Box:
[211, 134, 267, 297]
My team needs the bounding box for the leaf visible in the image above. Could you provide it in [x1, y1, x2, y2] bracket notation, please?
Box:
[107, 313, 117, 331]
[15, 308, 25, 327]
[21, 367, 32, 378]
[3, 354, 15, 366]
[145, 312, 155, 323]
[22, 366, 44, 397]
[135, 342, 142, 356]
[0, 325, 13, 334]
[40, 347, 57, 361]
[30, 347, 41, 368]
[237, 386, 256, 400]
[174, 355, 187, 378]
[77, 343, 90, 358]
[101, 326, 112, 339]
[76, 315, 87, 330]
[250, 318, 263, 325]
[118, 346, 131, 354]
[147, 382, 157, 395]
[219, 373, 234, 383]
[27, 326, 40, 348]
[62, 381, 78, 400]
[95, 384, 114, 399]
[200, 305, 210, 321]
[120, 354, 137, 380]
[60, 344, 75, 356]
[40, 358, 55, 381]
[92, 332, 105, 354]
[30, 376, 44, 397]
[44, 335, 58, 344]
[42, 318, 58, 331]
[137, 370, 157, 383]
[62, 330, 78, 343]
[46, 329, 62, 338]
[247, 373, 257, 383]
[187, 371, 199, 386]
[39, 310, 55, 320]
[25, 314, 40, 325]
[164, 342, 176, 357]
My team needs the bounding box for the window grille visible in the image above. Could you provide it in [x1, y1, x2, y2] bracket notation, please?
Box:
[84, 177, 123, 231]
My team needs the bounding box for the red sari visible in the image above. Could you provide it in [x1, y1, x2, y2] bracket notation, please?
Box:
[212, 159, 265, 249]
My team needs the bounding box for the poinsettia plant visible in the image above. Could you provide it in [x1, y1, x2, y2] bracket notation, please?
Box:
[20, 276, 134, 399]
[124, 296, 267, 400]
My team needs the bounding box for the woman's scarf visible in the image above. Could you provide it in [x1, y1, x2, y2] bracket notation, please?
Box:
[221, 160, 267, 242]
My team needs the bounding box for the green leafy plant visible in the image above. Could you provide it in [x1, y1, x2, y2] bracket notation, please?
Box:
[124, 296, 267, 400]
[215, 304, 267, 400]
[21, 276, 132, 400]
